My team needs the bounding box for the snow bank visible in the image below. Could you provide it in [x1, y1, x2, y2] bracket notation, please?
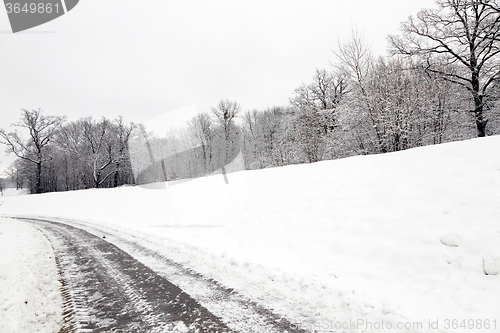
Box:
[0, 218, 63, 333]
[1, 136, 499, 332]
[1, 188, 28, 197]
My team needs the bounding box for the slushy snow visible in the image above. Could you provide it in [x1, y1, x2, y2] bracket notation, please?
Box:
[0, 136, 499, 332]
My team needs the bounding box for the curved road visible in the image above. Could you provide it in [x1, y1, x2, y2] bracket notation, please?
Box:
[19, 218, 307, 333]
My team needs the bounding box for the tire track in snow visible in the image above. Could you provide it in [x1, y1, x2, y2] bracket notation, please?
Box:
[25, 218, 232, 333]
[19, 217, 309, 333]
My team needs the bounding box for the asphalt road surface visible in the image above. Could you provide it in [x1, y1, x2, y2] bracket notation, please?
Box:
[19, 218, 307, 333]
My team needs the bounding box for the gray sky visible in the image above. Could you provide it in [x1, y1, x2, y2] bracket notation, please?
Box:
[0, 0, 434, 174]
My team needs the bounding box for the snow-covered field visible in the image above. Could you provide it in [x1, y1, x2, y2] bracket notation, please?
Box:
[1, 188, 28, 197]
[1, 136, 499, 332]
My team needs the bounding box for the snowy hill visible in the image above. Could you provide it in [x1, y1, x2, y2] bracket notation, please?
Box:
[1, 136, 499, 332]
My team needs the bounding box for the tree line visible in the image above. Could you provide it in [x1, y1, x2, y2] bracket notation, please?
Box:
[1, 0, 499, 194]
[0, 112, 136, 194]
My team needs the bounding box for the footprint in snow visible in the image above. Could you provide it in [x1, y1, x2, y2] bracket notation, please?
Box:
[440, 233, 462, 247]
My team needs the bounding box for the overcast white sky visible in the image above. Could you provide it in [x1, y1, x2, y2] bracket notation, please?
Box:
[0, 0, 435, 174]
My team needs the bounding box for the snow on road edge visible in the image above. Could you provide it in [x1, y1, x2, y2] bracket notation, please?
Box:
[0, 218, 63, 333]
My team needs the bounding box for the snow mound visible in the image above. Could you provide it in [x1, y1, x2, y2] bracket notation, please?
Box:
[440, 232, 463, 247]
[483, 255, 500, 275]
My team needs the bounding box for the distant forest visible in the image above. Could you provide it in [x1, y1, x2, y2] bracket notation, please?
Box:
[1, 0, 499, 194]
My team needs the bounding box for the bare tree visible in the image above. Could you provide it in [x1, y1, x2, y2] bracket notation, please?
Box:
[111, 117, 135, 187]
[242, 110, 264, 169]
[211, 100, 240, 179]
[188, 113, 215, 172]
[58, 117, 117, 188]
[389, 0, 500, 137]
[335, 30, 390, 153]
[241, 108, 290, 168]
[290, 68, 349, 111]
[6, 160, 25, 190]
[0, 109, 64, 193]
[292, 111, 327, 163]
[212, 100, 240, 140]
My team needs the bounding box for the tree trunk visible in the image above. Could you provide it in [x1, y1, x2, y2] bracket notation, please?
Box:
[201, 141, 207, 172]
[35, 161, 42, 194]
[113, 162, 120, 187]
[94, 170, 101, 188]
[472, 71, 487, 137]
[474, 103, 487, 137]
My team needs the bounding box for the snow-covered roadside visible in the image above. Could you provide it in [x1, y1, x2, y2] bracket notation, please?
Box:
[0, 136, 499, 332]
[0, 218, 63, 333]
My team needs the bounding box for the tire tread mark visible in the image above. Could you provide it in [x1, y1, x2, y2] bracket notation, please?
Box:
[27, 219, 233, 333]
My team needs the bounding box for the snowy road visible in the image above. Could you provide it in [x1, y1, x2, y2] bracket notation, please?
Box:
[19, 218, 307, 333]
